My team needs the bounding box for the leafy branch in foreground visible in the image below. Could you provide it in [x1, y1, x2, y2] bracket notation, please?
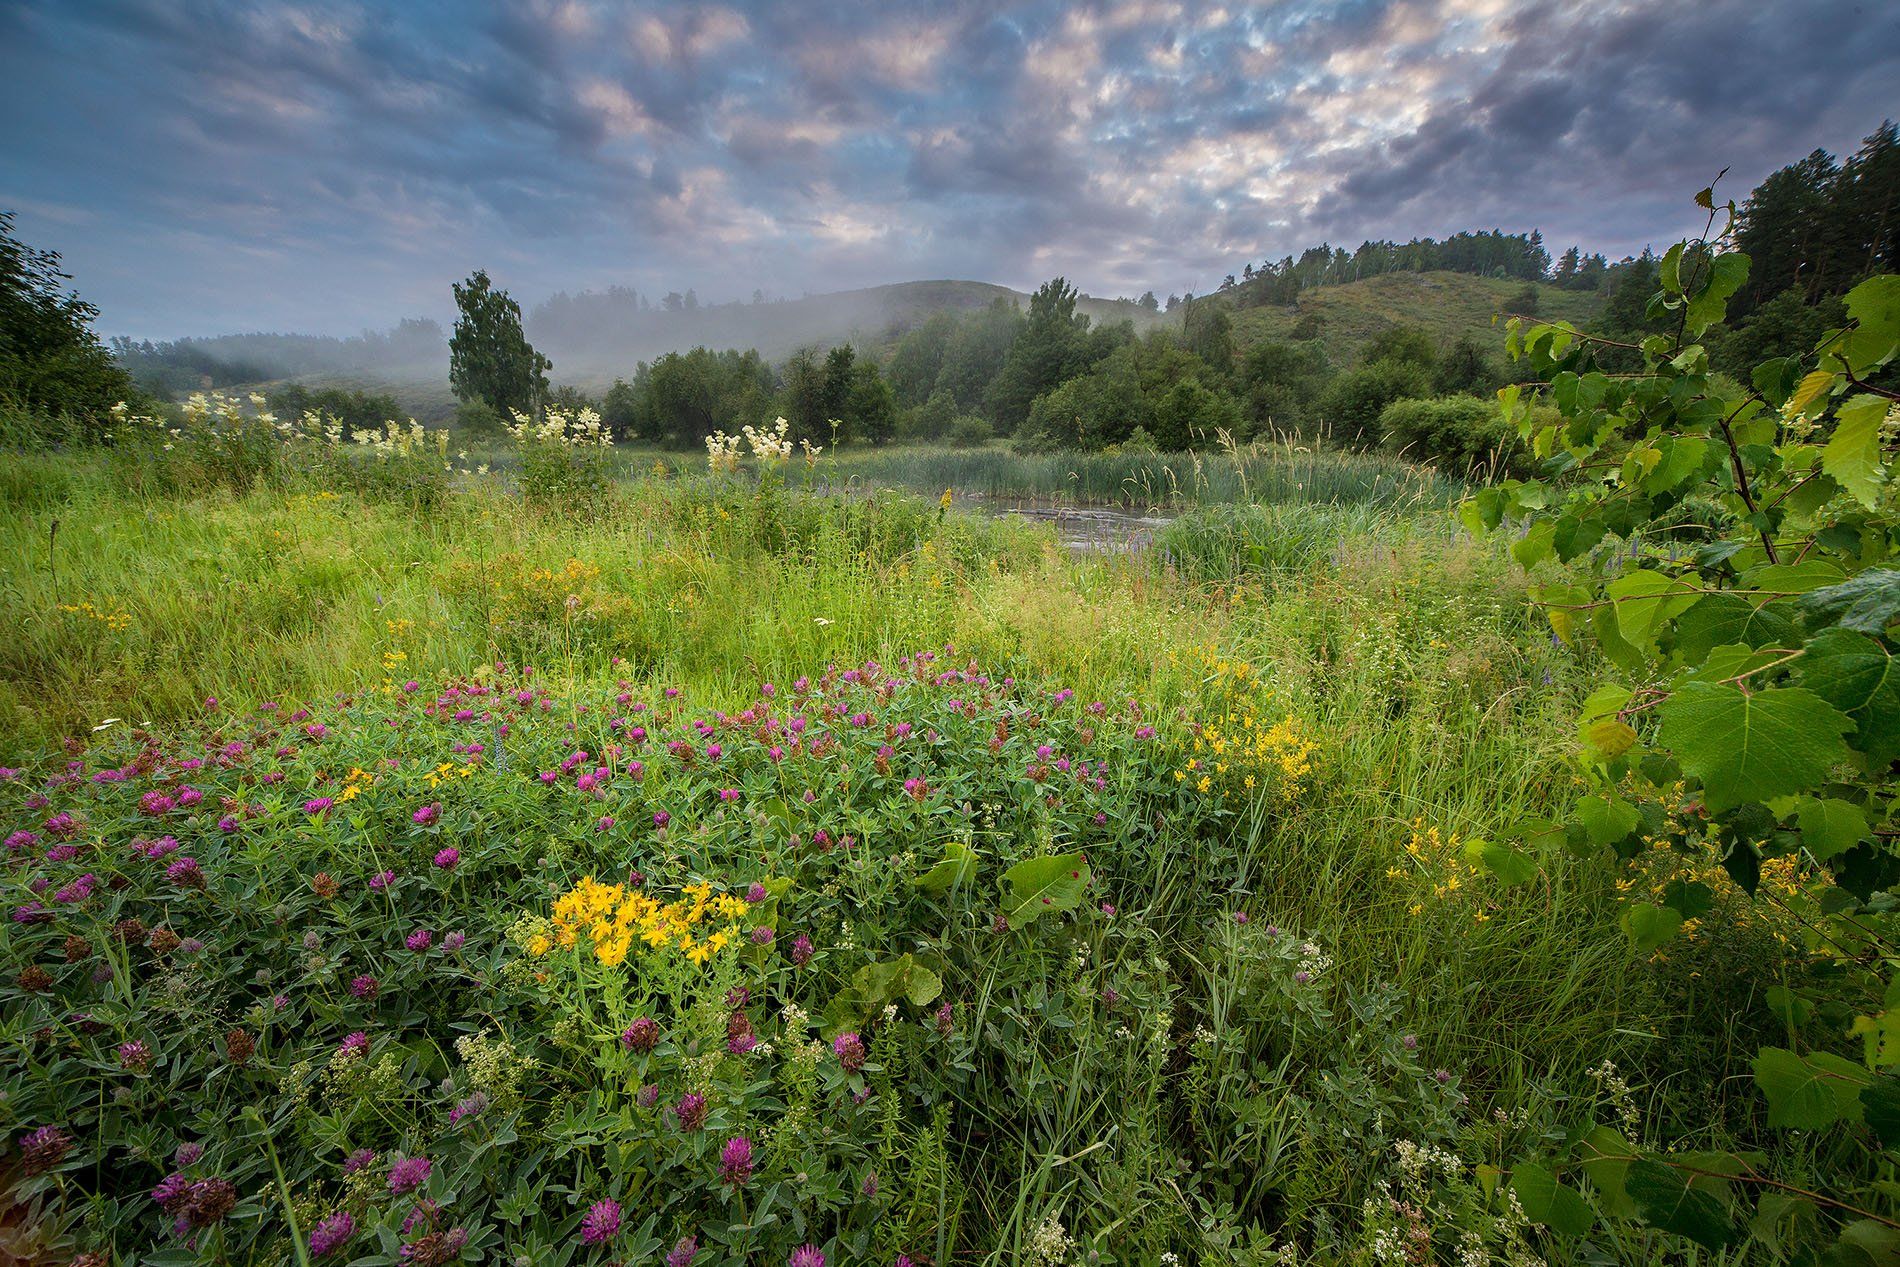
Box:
[1465, 183, 1900, 1261]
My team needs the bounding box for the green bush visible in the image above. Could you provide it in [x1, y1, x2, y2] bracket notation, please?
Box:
[1378, 395, 1527, 477]
[944, 413, 994, 447]
[1316, 358, 1432, 447]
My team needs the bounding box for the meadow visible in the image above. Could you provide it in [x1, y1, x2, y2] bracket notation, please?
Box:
[0, 398, 1821, 1267]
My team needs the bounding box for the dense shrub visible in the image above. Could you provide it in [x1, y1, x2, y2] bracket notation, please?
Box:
[942, 413, 993, 447]
[1315, 358, 1432, 446]
[1379, 395, 1528, 476]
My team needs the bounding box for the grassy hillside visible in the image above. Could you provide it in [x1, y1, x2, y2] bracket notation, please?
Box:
[1219, 270, 1603, 364]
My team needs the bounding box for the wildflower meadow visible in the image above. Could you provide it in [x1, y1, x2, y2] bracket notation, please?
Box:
[3, 227, 1899, 1266]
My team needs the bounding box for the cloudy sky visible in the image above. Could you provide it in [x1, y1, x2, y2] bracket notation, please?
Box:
[3, 0, 1897, 339]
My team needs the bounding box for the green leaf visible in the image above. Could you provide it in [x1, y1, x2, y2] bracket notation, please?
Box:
[1672, 593, 1797, 662]
[822, 953, 944, 1035]
[1685, 253, 1749, 334]
[1754, 1047, 1845, 1129]
[1577, 1126, 1638, 1216]
[1659, 242, 1685, 296]
[1823, 395, 1889, 508]
[1662, 879, 1715, 919]
[1858, 1073, 1900, 1148]
[1465, 838, 1539, 886]
[1625, 1158, 1739, 1252]
[914, 839, 979, 894]
[1845, 274, 1900, 347]
[1511, 1161, 1595, 1237]
[1641, 436, 1709, 494]
[1787, 369, 1838, 417]
[1825, 1219, 1900, 1267]
[1795, 797, 1871, 861]
[1001, 853, 1091, 929]
[1622, 903, 1682, 951]
[1607, 570, 1699, 654]
[1800, 628, 1900, 764]
[1576, 794, 1641, 847]
[1511, 519, 1555, 568]
[1657, 683, 1854, 813]
[1800, 569, 1900, 636]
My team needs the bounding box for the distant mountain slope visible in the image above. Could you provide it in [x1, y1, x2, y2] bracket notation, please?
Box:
[1214, 270, 1603, 365]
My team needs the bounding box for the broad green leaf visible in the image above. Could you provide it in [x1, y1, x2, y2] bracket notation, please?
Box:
[1800, 569, 1900, 636]
[901, 963, 944, 1007]
[1795, 797, 1870, 861]
[1659, 242, 1685, 296]
[1625, 1158, 1739, 1252]
[1465, 838, 1539, 886]
[1622, 903, 1682, 951]
[1511, 519, 1555, 568]
[1859, 1072, 1900, 1148]
[1576, 794, 1641, 847]
[1578, 1126, 1638, 1216]
[1827, 1219, 1900, 1267]
[1672, 593, 1797, 662]
[1685, 253, 1749, 334]
[1754, 1047, 1845, 1129]
[1657, 683, 1853, 813]
[1511, 1161, 1595, 1237]
[1786, 369, 1837, 417]
[1583, 717, 1638, 760]
[1662, 879, 1715, 919]
[1845, 273, 1900, 347]
[1001, 853, 1091, 929]
[1641, 436, 1708, 494]
[1823, 395, 1889, 508]
[914, 839, 979, 894]
[1742, 560, 1848, 596]
[1800, 629, 1900, 765]
[1607, 570, 1698, 653]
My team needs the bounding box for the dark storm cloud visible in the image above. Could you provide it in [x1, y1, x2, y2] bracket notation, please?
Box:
[0, 0, 1894, 337]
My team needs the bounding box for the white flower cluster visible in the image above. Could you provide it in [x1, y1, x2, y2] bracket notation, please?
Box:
[705, 417, 821, 472]
[506, 404, 612, 448]
[742, 416, 793, 462]
[1393, 1139, 1463, 1190]
[349, 418, 451, 462]
[120, 391, 461, 465]
[1587, 1057, 1640, 1131]
[705, 430, 743, 473]
[1026, 1211, 1073, 1266]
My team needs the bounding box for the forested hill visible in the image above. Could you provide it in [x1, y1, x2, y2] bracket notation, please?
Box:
[1217, 270, 1603, 367]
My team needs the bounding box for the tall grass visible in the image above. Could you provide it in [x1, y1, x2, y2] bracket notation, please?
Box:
[1156, 501, 1403, 581]
[0, 457, 1219, 750]
[810, 440, 1465, 508]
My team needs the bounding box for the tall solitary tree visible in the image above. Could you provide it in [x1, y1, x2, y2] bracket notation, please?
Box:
[987, 277, 1088, 433]
[449, 270, 550, 418]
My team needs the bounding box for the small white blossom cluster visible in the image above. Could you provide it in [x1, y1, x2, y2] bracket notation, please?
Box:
[705, 417, 821, 472]
[1026, 1211, 1073, 1266]
[1588, 1057, 1640, 1131]
[741, 416, 793, 462]
[705, 429, 743, 473]
[1393, 1139, 1463, 1190]
[506, 404, 612, 448]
